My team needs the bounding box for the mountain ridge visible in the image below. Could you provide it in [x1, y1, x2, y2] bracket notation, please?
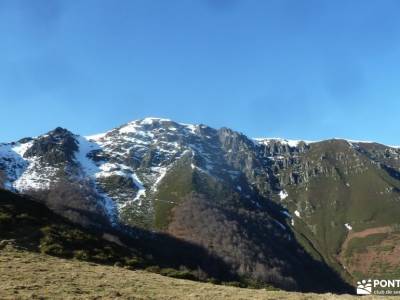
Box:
[2, 117, 400, 292]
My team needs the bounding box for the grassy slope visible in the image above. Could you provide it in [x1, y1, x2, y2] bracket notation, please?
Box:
[153, 155, 194, 230]
[152, 154, 241, 231]
[282, 140, 400, 282]
[0, 246, 385, 300]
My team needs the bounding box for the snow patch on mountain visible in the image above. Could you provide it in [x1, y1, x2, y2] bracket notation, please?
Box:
[86, 132, 108, 141]
[76, 134, 162, 218]
[75, 136, 117, 221]
[279, 190, 288, 200]
[255, 137, 400, 149]
[13, 157, 57, 192]
[254, 138, 314, 147]
[141, 117, 171, 125]
[344, 223, 352, 231]
[118, 172, 147, 209]
[151, 166, 168, 193]
[12, 142, 33, 157]
[0, 142, 30, 190]
[336, 138, 374, 144]
[132, 174, 146, 199]
[0, 140, 60, 192]
[76, 136, 147, 206]
[181, 123, 197, 134]
[75, 136, 101, 176]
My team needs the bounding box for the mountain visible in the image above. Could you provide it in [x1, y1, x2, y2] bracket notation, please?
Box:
[1, 117, 400, 292]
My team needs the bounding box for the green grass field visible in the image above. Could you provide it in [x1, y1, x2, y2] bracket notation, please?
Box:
[0, 246, 391, 300]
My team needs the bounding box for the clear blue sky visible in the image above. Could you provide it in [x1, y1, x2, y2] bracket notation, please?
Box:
[1, 0, 400, 144]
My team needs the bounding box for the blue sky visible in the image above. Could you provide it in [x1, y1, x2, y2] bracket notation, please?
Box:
[1, 0, 400, 144]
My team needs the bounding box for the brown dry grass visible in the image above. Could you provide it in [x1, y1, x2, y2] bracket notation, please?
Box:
[341, 226, 393, 255]
[339, 226, 400, 277]
[0, 246, 396, 300]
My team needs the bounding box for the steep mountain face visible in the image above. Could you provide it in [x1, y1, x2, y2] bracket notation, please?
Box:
[257, 138, 400, 281]
[1, 117, 400, 291]
[0, 127, 113, 228]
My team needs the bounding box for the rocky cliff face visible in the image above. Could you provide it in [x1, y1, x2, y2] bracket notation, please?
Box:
[260, 138, 400, 281]
[1, 117, 400, 291]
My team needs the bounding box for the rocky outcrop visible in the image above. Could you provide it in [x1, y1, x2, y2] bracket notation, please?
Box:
[24, 127, 78, 165]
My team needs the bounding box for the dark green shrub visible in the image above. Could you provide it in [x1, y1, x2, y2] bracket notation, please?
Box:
[0, 212, 12, 225]
[40, 243, 65, 256]
[222, 281, 242, 287]
[73, 250, 90, 260]
[159, 268, 197, 280]
[207, 278, 220, 284]
[145, 265, 161, 273]
[125, 257, 145, 269]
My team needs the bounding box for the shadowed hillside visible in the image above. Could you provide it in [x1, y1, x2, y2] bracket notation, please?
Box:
[0, 189, 238, 284]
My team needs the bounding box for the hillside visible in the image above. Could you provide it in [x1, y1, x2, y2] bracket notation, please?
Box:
[0, 188, 251, 286]
[0, 246, 384, 300]
[270, 139, 400, 281]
